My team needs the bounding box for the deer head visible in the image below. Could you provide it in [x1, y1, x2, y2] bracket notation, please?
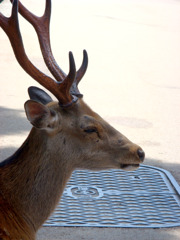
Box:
[25, 87, 144, 172]
[0, 0, 145, 238]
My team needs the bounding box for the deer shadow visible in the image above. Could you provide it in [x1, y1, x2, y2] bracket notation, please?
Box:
[0, 106, 31, 161]
[0, 106, 30, 136]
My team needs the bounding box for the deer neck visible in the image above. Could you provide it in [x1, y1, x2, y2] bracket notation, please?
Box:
[0, 128, 73, 231]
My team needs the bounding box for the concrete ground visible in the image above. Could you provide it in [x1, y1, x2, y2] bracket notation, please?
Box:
[0, 0, 180, 239]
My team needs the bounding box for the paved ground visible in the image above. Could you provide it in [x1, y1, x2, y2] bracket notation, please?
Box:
[0, 0, 180, 239]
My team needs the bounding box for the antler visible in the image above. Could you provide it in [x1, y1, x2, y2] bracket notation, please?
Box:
[0, 0, 88, 107]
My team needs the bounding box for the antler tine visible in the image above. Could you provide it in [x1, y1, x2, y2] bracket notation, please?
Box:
[59, 52, 78, 107]
[76, 50, 88, 84]
[12, 0, 66, 82]
[0, 0, 17, 37]
[70, 50, 88, 98]
[0, 0, 76, 107]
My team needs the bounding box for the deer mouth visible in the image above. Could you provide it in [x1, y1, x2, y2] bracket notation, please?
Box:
[120, 164, 140, 171]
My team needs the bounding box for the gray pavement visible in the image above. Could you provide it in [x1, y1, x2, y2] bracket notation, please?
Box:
[0, 0, 180, 239]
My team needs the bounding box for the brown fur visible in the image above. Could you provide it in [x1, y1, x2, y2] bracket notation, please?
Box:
[0, 99, 144, 239]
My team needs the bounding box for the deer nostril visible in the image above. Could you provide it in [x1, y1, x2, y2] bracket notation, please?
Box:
[137, 148, 145, 161]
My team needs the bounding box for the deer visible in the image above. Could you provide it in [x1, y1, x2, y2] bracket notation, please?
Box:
[0, 0, 145, 239]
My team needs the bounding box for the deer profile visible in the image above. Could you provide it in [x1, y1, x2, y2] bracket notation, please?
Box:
[0, 0, 145, 239]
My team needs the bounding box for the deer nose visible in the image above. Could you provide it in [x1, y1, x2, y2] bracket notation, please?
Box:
[137, 148, 145, 162]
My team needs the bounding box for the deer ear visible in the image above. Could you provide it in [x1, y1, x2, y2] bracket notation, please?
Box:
[24, 100, 57, 129]
[28, 86, 53, 105]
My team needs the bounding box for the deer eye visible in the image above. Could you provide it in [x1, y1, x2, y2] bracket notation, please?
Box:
[84, 127, 98, 134]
